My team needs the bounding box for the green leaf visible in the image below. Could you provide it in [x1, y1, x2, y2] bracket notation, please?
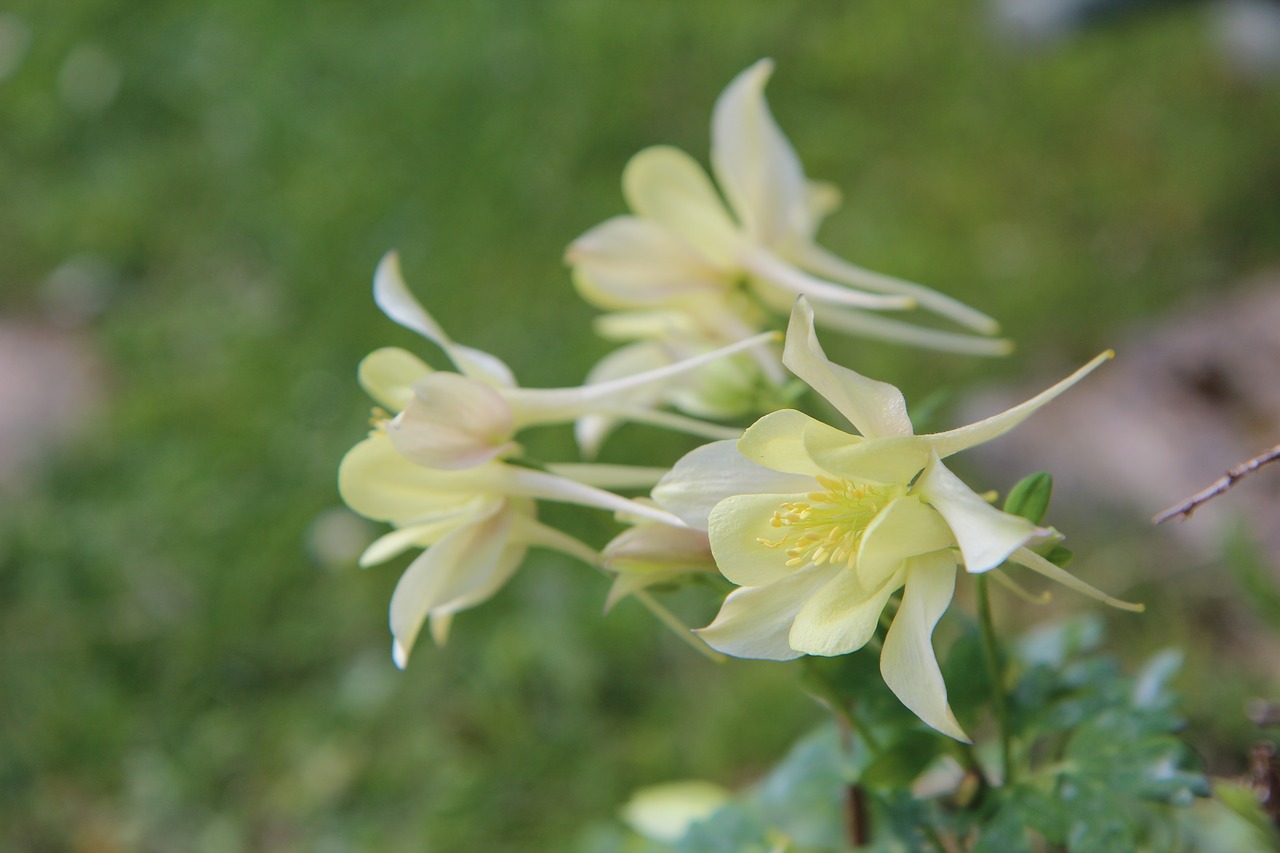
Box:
[1002, 472, 1053, 525]
[860, 731, 945, 790]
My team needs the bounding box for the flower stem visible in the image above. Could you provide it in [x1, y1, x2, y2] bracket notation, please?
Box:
[632, 589, 726, 664]
[975, 574, 1013, 785]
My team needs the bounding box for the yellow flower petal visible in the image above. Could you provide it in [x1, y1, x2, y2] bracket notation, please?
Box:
[622, 145, 742, 268]
[708, 491, 814, 587]
[358, 347, 433, 412]
[923, 351, 1114, 459]
[567, 215, 725, 310]
[916, 453, 1041, 574]
[784, 298, 913, 439]
[654, 440, 815, 529]
[788, 564, 905, 657]
[855, 495, 953, 586]
[880, 552, 970, 742]
[696, 563, 840, 660]
[737, 409, 834, 478]
[388, 373, 517, 470]
[710, 58, 811, 248]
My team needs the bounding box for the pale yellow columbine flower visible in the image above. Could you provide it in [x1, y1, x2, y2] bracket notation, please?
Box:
[368, 252, 777, 466]
[566, 58, 1011, 362]
[653, 298, 1140, 741]
[344, 252, 781, 666]
[340, 431, 685, 668]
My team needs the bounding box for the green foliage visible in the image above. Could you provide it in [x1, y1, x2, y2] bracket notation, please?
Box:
[616, 619, 1209, 852]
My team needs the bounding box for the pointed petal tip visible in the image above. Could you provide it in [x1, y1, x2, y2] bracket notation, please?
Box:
[392, 639, 409, 670]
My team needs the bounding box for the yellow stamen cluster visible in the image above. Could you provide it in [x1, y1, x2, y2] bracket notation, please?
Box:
[758, 476, 897, 569]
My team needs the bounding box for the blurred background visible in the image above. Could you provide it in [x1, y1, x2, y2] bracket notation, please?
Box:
[2, 0, 1279, 850]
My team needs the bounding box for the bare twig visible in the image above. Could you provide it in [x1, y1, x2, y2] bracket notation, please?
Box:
[1153, 443, 1280, 524]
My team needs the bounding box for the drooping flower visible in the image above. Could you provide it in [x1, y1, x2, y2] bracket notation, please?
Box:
[343, 252, 776, 666]
[568, 59, 1008, 371]
[653, 298, 1140, 740]
[341, 431, 684, 668]
[368, 251, 777, 466]
[565, 58, 1010, 443]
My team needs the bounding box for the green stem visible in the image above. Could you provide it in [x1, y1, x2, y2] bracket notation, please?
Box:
[976, 574, 1013, 785]
[632, 590, 726, 664]
[801, 658, 884, 756]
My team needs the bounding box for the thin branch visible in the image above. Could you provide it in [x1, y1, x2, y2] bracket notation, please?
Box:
[1153, 443, 1280, 524]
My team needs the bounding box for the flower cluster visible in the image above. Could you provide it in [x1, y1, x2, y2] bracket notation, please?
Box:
[339, 60, 1140, 739]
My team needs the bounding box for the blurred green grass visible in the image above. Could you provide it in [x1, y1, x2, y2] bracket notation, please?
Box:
[2, 1, 1279, 850]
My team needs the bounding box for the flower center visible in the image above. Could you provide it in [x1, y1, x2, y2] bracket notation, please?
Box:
[758, 476, 899, 569]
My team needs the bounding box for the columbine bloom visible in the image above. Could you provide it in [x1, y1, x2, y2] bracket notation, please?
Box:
[368, 252, 775, 465]
[566, 59, 1010, 393]
[653, 298, 1139, 740]
[344, 252, 778, 666]
[341, 430, 688, 667]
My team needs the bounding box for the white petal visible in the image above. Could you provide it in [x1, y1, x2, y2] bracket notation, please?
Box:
[338, 434, 496, 523]
[653, 440, 814, 529]
[622, 146, 742, 267]
[387, 373, 516, 470]
[784, 297, 913, 439]
[359, 516, 472, 567]
[1007, 547, 1145, 612]
[566, 215, 726, 309]
[789, 564, 905, 657]
[923, 351, 1114, 459]
[710, 59, 811, 247]
[358, 347, 433, 412]
[695, 563, 840, 660]
[916, 453, 1040, 574]
[572, 341, 672, 458]
[373, 252, 516, 387]
[805, 433, 929, 487]
[389, 505, 512, 667]
[796, 242, 1001, 335]
[880, 552, 970, 741]
[813, 305, 1014, 358]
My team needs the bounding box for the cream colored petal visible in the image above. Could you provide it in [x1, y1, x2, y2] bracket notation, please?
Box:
[373, 251, 516, 388]
[653, 440, 815, 529]
[338, 434, 496, 523]
[507, 331, 777, 427]
[737, 409, 834, 477]
[389, 504, 512, 668]
[622, 146, 742, 268]
[387, 373, 516, 470]
[1007, 547, 1145, 612]
[796, 242, 1001, 335]
[880, 552, 970, 742]
[572, 341, 671, 458]
[789, 563, 905, 657]
[856, 495, 953, 587]
[430, 541, 527, 617]
[814, 305, 1014, 358]
[566, 215, 726, 310]
[806, 433, 929, 487]
[708, 491, 812, 587]
[916, 453, 1041, 574]
[695, 563, 840, 660]
[783, 297, 913, 439]
[359, 516, 472, 567]
[710, 58, 812, 247]
[922, 351, 1114, 459]
[806, 180, 842, 225]
[358, 347, 433, 412]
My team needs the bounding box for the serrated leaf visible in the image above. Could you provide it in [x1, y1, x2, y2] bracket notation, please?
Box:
[1003, 472, 1053, 524]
